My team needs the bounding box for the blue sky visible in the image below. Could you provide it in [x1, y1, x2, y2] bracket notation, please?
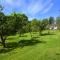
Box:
[0, 0, 60, 20]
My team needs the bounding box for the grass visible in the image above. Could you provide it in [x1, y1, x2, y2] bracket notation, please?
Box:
[0, 30, 60, 60]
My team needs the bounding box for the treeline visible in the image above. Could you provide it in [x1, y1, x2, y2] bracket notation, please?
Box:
[0, 5, 60, 48]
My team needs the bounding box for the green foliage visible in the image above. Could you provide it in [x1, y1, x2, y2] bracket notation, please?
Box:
[38, 19, 49, 35]
[42, 18, 49, 29]
[26, 18, 49, 35]
[56, 17, 60, 29]
[25, 21, 31, 32]
[0, 9, 28, 47]
[49, 16, 54, 25]
[31, 19, 39, 32]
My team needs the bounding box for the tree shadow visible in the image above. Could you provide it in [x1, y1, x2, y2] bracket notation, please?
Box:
[0, 48, 14, 53]
[7, 37, 17, 40]
[19, 34, 27, 37]
[18, 38, 46, 48]
[41, 33, 55, 36]
[0, 38, 46, 53]
[32, 36, 40, 39]
[33, 32, 37, 34]
[56, 53, 60, 55]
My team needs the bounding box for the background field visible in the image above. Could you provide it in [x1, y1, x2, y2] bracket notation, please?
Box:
[0, 30, 60, 60]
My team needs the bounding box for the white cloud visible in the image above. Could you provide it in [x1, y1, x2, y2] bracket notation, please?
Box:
[0, 0, 54, 18]
[27, 0, 43, 15]
[42, 3, 53, 14]
[5, 0, 13, 4]
[24, 0, 53, 16]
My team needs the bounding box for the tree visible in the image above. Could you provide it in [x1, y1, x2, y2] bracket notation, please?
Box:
[49, 17, 54, 25]
[0, 6, 28, 47]
[48, 17, 55, 33]
[56, 10, 60, 30]
[31, 19, 39, 32]
[42, 18, 49, 30]
[38, 21, 42, 35]
[56, 17, 60, 30]
[0, 14, 19, 47]
[38, 19, 49, 35]
[11, 12, 28, 36]
[25, 21, 33, 37]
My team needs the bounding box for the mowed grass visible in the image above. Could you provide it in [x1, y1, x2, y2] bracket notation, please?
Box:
[0, 30, 60, 60]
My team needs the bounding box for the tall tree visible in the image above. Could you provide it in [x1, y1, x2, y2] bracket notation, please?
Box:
[42, 18, 49, 30]
[0, 6, 28, 47]
[31, 19, 39, 32]
[25, 21, 32, 37]
[49, 17, 54, 25]
[56, 17, 60, 30]
[11, 12, 28, 36]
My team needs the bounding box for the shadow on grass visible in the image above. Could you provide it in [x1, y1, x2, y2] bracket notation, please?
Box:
[41, 33, 55, 36]
[32, 36, 40, 38]
[19, 35, 27, 37]
[0, 38, 46, 53]
[56, 53, 60, 55]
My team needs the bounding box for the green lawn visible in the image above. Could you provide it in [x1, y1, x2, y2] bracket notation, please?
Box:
[0, 30, 60, 60]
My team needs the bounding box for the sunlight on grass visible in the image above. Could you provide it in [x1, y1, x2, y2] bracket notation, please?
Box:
[0, 30, 60, 60]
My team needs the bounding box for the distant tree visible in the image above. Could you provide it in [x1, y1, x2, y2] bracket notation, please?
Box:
[48, 17, 55, 33]
[31, 19, 39, 32]
[25, 21, 31, 32]
[25, 21, 32, 37]
[38, 19, 49, 35]
[56, 17, 60, 30]
[38, 21, 42, 35]
[49, 17, 54, 25]
[42, 18, 49, 30]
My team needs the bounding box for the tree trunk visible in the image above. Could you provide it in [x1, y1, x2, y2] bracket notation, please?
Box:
[1, 35, 6, 48]
[30, 32, 32, 38]
[39, 30, 42, 36]
[48, 29, 50, 34]
[19, 32, 21, 37]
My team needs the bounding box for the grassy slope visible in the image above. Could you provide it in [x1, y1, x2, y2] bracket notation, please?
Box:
[0, 30, 60, 60]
